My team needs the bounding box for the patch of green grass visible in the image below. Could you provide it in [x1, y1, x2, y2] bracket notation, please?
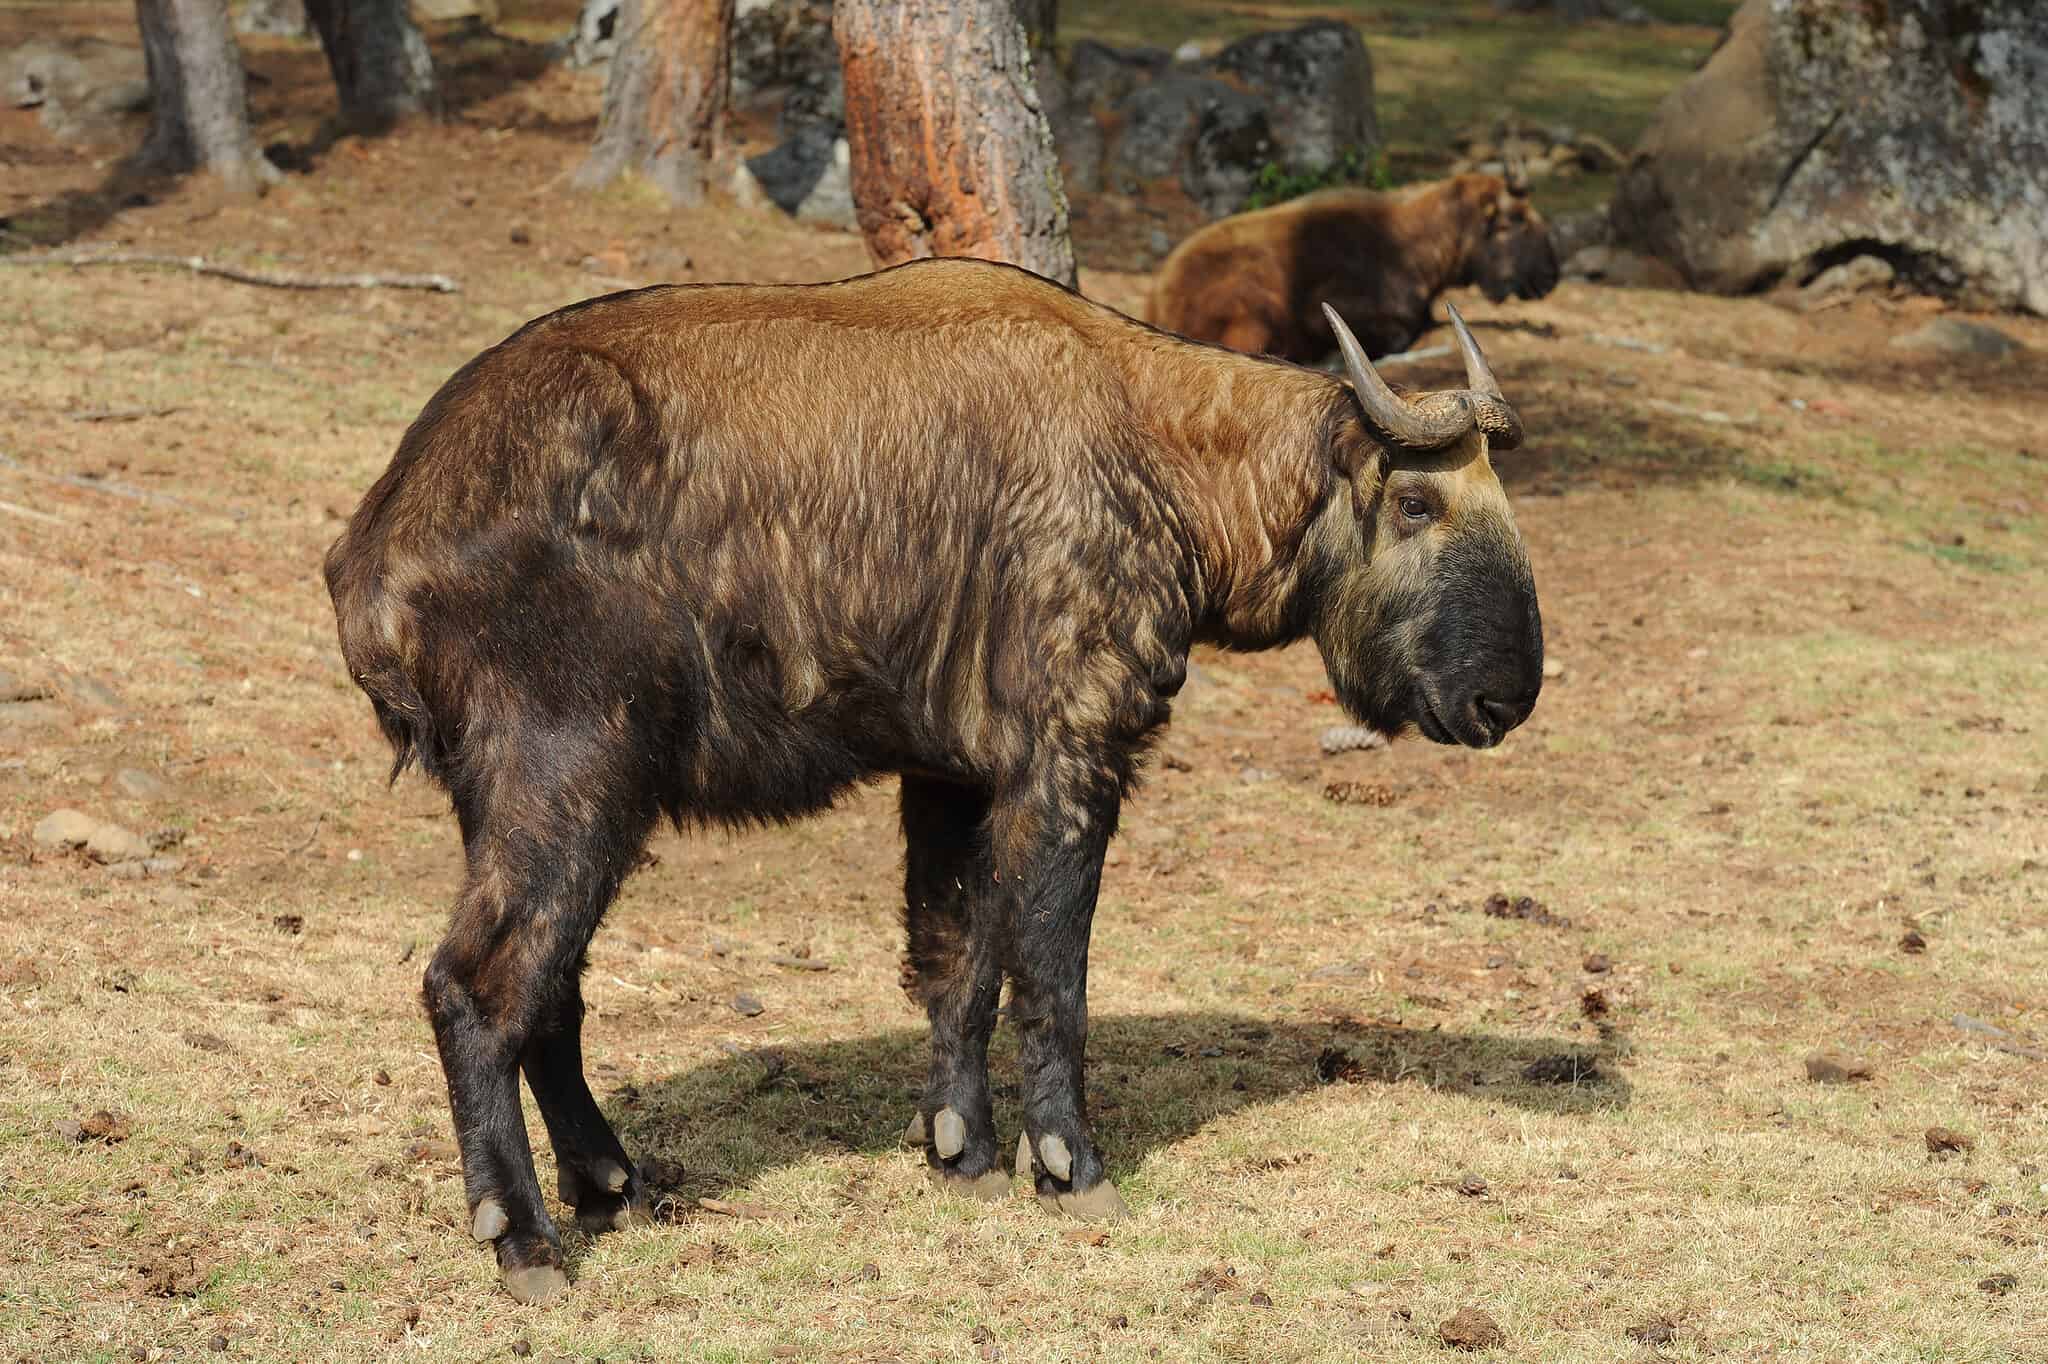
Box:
[1243, 145, 1394, 210]
[1733, 457, 1849, 500]
[1911, 540, 2026, 574]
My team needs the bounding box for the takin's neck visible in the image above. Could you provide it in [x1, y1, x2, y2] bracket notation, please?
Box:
[1107, 330, 1355, 650]
[1395, 181, 1490, 295]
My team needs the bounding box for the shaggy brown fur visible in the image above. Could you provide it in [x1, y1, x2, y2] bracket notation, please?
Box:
[1148, 173, 1560, 362]
[324, 257, 1544, 1302]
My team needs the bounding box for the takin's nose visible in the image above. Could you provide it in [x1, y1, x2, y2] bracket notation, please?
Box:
[1475, 691, 1538, 738]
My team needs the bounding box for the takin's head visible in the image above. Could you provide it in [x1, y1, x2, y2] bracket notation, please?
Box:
[1305, 303, 1543, 748]
[1456, 170, 1559, 306]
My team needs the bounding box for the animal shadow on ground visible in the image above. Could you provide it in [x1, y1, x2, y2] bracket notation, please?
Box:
[612, 1011, 1628, 1219]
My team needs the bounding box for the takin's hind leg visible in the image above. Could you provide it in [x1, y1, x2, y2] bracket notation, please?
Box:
[899, 775, 1009, 1200]
[423, 750, 657, 1304]
[522, 970, 651, 1237]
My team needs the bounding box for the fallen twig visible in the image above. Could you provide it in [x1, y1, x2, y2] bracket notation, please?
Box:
[697, 1197, 782, 1221]
[1587, 332, 1670, 355]
[65, 406, 182, 423]
[0, 496, 68, 526]
[1642, 398, 1760, 428]
[0, 449, 230, 517]
[3, 248, 459, 294]
[1374, 343, 1454, 368]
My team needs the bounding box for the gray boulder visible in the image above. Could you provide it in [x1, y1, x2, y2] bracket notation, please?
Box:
[732, 0, 834, 98]
[1, 37, 150, 145]
[235, 0, 309, 38]
[1889, 317, 2022, 357]
[1209, 19, 1377, 174]
[1065, 39, 1168, 111]
[1613, 0, 2048, 314]
[745, 128, 854, 228]
[1182, 87, 1275, 219]
[562, 0, 619, 68]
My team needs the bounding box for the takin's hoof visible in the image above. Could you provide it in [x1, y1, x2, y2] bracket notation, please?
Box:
[574, 1191, 653, 1237]
[500, 1262, 570, 1306]
[1036, 1179, 1130, 1223]
[557, 1158, 650, 1237]
[902, 1111, 925, 1147]
[927, 1166, 1013, 1202]
[487, 1220, 570, 1305]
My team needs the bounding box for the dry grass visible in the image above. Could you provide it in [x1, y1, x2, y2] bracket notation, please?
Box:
[6, 3, 2048, 1361]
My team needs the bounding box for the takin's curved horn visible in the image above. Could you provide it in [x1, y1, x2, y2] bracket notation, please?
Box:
[1445, 302, 1499, 397]
[1323, 303, 1524, 452]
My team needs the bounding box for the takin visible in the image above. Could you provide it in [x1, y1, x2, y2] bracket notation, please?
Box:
[324, 257, 1545, 1304]
[1148, 171, 1560, 362]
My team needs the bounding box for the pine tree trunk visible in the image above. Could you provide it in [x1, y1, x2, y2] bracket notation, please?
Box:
[132, 0, 274, 193]
[303, 0, 438, 131]
[834, 0, 1076, 288]
[575, 0, 735, 205]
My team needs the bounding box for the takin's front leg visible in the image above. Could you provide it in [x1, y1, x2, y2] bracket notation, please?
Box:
[999, 787, 1130, 1222]
[899, 776, 1010, 1199]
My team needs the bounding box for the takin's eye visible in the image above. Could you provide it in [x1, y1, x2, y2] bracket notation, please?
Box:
[1397, 495, 1434, 525]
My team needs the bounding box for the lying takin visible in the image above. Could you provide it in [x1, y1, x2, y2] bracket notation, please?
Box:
[1149, 171, 1560, 362]
[324, 257, 1545, 1304]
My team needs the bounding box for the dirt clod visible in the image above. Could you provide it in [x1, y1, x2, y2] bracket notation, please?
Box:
[1187, 1263, 1238, 1299]
[62, 1109, 131, 1144]
[1899, 929, 1928, 954]
[1522, 1054, 1601, 1085]
[1249, 1289, 1273, 1307]
[207, 1334, 228, 1352]
[136, 1248, 201, 1298]
[373, 1069, 391, 1086]
[1482, 893, 1569, 927]
[1626, 1316, 1677, 1346]
[1439, 1306, 1505, 1350]
[730, 992, 765, 1017]
[1804, 1052, 1874, 1084]
[1324, 780, 1397, 806]
[1455, 1173, 1489, 1197]
[1583, 952, 1612, 974]
[1107, 1314, 1129, 1329]
[1978, 1274, 2018, 1296]
[511, 1341, 532, 1358]
[223, 1141, 264, 1170]
[1316, 1046, 1367, 1084]
[182, 1031, 230, 1053]
[271, 913, 304, 936]
[1925, 1126, 1973, 1156]
[1581, 987, 1610, 1019]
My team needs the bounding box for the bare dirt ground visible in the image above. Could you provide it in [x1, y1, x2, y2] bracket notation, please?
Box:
[4, 4, 2047, 1362]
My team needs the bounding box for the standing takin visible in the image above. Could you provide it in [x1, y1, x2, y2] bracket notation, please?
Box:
[1149, 171, 1560, 362]
[324, 258, 1545, 1303]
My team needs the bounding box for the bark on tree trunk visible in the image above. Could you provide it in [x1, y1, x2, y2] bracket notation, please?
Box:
[575, 0, 735, 205]
[132, 0, 274, 193]
[834, 0, 1076, 288]
[303, 0, 438, 131]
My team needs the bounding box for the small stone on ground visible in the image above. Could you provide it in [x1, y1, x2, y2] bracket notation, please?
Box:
[1803, 1051, 1874, 1084]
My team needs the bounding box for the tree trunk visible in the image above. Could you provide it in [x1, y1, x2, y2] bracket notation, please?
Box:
[303, 0, 438, 131]
[132, 0, 274, 193]
[834, 0, 1076, 288]
[575, 0, 735, 205]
